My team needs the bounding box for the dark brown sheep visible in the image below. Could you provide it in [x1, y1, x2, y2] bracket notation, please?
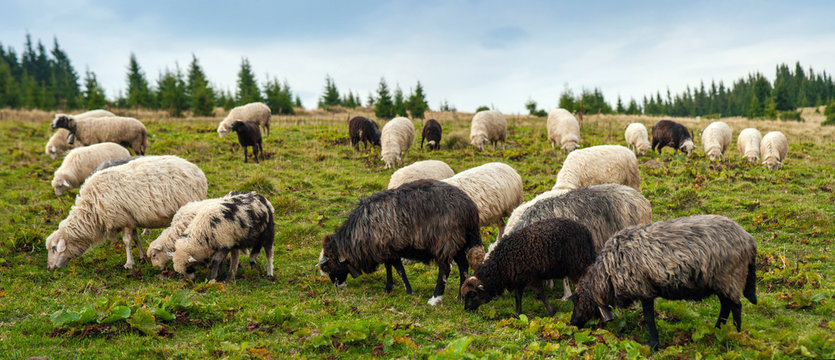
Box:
[651, 119, 694, 156]
[348, 116, 381, 151]
[231, 120, 263, 163]
[421, 119, 442, 150]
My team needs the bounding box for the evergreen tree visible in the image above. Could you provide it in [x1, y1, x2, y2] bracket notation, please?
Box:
[0, 56, 20, 107]
[294, 95, 302, 108]
[366, 92, 376, 106]
[524, 99, 547, 117]
[126, 53, 152, 108]
[157, 65, 188, 117]
[392, 85, 407, 117]
[49, 38, 80, 109]
[82, 68, 107, 109]
[354, 91, 362, 107]
[264, 78, 295, 115]
[558, 86, 575, 112]
[318, 74, 340, 109]
[406, 81, 429, 118]
[626, 98, 640, 115]
[374, 77, 393, 120]
[236, 58, 261, 104]
[186, 55, 215, 116]
[615, 96, 625, 113]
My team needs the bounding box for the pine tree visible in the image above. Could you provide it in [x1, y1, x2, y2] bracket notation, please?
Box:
[0, 56, 20, 107]
[186, 55, 215, 116]
[82, 68, 106, 109]
[49, 38, 80, 109]
[294, 95, 302, 108]
[318, 74, 340, 109]
[626, 98, 640, 115]
[264, 78, 295, 115]
[236, 58, 261, 104]
[366, 92, 376, 106]
[392, 85, 408, 117]
[157, 65, 188, 117]
[126, 53, 152, 109]
[405, 81, 429, 119]
[374, 78, 393, 120]
[615, 96, 625, 113]
[558, 86, 575, 112]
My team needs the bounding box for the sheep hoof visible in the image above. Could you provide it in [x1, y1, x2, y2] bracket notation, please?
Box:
[208, 279, 217, 284]
[123, 262, 134, 270]
[427, 296, 443, 306]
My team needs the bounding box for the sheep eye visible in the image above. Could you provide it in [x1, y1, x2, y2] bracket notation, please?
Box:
[51, 246, 56, 251]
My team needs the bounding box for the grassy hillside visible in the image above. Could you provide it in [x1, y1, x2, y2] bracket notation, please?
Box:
[0, 108, 833, 359]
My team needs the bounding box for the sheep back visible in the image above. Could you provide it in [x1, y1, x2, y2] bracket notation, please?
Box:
[624, 123, 649, 156]
[760, 131, 788, 170]
[52, 142, 131, 196]
[387, 160, 455, 189]
[380, 117, 415, 169]
[554, 145, 641, 191]
[217, 102, 271, 137]
[547, 108, 580, 153]
[442, 162, 523, 227]
[736, 128, 762, 163]
[701, 121, 732, 161]
[469, 110, 507, 151]
[64, 116, 149, 155]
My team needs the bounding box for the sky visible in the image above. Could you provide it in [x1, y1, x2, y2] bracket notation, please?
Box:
[2, 0, 834, 113]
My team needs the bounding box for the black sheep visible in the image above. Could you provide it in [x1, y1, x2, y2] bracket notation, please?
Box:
[421, 119, 442, 150]
[348, 116, 381, 151]
[651, 119, 694, 156]
[461, 218, 596, 316]
[317, 179, 484, 306]
[231, 120, 264, 163]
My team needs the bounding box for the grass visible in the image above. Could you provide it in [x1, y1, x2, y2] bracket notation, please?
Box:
[0, 108, 833, 359]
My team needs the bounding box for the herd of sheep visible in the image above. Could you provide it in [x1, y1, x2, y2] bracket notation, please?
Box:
[39, 103, 791, 350]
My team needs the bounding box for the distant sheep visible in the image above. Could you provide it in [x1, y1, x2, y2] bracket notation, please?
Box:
[442, 162, 523, 241]
[380, 117, 415, 169]
[651, 119, 694, 156]
[217, 102, 271, 137]
[570, 215, 757, 350]
[348, 116, 381, 151]
[231, 121, 264, 163]
[51, 142, 131, 196]
[50, 115, 148, 155]
[736, 128, 762, 163]
[317, 179, 483, 306]
[462, 218, 596, 316]
[45, 155, 208, 270]
[701, 121, 732, 162]
[470, 110, 507, 151]
[173, 192, 275, 281]
[46, 109, 115, 159]
[421, 119, 442, 150]
[624, 123, 649, 156]
[387, 160, 454, 189]
[547, 108, 580, 153]
[553, 145, 641, 192]
[760, 131, 788, 170]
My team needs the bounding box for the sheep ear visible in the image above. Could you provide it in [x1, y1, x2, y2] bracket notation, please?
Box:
[188, 256, 198, 263]
[599, 306, 614, 322]
[477, 284, 485, 291]
[153, 245, 163, 251]
[316, 256, 328, 267]
[62, 179, 70, 187]
[56, 238, 66, 252]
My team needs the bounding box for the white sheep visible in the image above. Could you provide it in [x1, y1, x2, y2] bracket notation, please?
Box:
[736, 128, 762, 163]
[624, 123, 649, 156]
[760, 131, 788, 170]
[380, 117, 415, 169]
[442, 162, 523, 240]
[45, 155, 208, 270]
[547, 108, 580, 153]
[217, 102, 271, 137]
[387, 160, 455, 189]
[50, 115, 148, 155]
[46, 109, 115, 159]
[51, 142, 131, 196]
[470, 110, 507, 151]
[553, 145, 641, 192]
[701, 121, 732, 162]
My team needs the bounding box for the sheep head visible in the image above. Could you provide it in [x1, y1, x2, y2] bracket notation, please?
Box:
[763, 158, 782, 170]
[569, 274, 615, 327]
[562, 141, 578, 154]
[45, 230, 72, 270]
[469, 134, 488, 151]
[230, 121, 245, 133]
[679, 139, 695, 156]
[381, 153, 399, 169]
[317, 235, 361, 289]
[461, 276, 491, 311]
[147, 244, 173, 270]
[635, 143, 649, 156]
[52, 178, 72, 196]
[172, 248, 203, 278]
[217, 123, 232, 137]
[51, 114, 73, 130]
[745, 153, 759, 163]
[707, 149, 723, 162]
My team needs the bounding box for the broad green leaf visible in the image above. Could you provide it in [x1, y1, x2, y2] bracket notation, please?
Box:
[50, 310, 81, 328]
[166, 290, 193, 310]
[78, 305, 96, 325]
[99, 305, 132, 323]
[151, 306, 176, 322]
[127, 307, 159, 336]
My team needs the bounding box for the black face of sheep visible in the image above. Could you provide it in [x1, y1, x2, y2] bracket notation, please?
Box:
[51, 115, 71, 130]
[230, 120, 263, 163]
[568, 293, 614, 328]
[421, 119, 442, 151]
[461, 278, 492, 311]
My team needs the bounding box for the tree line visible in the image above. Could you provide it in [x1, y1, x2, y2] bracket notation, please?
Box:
[317, 75, 430, 120]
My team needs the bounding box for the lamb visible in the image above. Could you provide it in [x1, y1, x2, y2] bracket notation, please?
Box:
[387, 160, 454, 189]
[217, 102, 271, 137]
[461, 218, 596, 316]
[624, 123, 650, 156]
[316, 179, 484, 306]
[469, 110, 507, 151]
[553, 145, 641, 192]
[442, 162, 523, 241]
[651, 119, 694, 156]
[736, 128, 762, 163]
[348, 116, 381, 151]
[701, 121, 732, 162]
[50, 115, 148, 155]
[421, 119, 442, 150]
[46, 109, 115, 159]
[380, 117, 415, 169]
[546, 108, 580, 153]
[45, 155, 208, 270]
[172, 191, 275, 281]
[230, 120, 264, 163]
[569, 215, 758, 350]
[760, 131, 788, 170]
[51, 142, 131, 196]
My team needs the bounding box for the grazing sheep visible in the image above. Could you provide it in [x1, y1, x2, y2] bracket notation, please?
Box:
[736, 128, 762, 163]
[51, 142, 131, 196]
[172, 192, 275, 281]
[442, 162, 523, 241]
[230, 120, 264, 163]
[470, 110, 507, 151]
[651, 120, 694, 156]
[348, 116, 381, 151]
[461, 218, 596, 316]
[50, 115, 148, 155]
[421, 119, 443, 150]
[547, 108, 580, 153]
[553, 145, 641, 192]
[387, 160, 455, 189]
[760, 131, 788, 170]
[46, 109, 115, 159]
[317, 179, 483, 306]
[701, 121, 732, 162]
[380, 117, 415, 169]
[570, 215, 758, 350]
[217, 102, 271, 137]
[624, 123, 650, 156]
[45, 155, 208, 270]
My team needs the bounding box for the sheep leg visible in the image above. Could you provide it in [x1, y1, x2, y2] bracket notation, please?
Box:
[122, 228, 136, 269]
[428, 262, 450, 306]
[561, 278, 573, 301]
[641, 299, 660, 351]
[715, 294, 731, 328]
[129, 228, 146, 263]
[495, 220, 506, 242]
[264, 242, 274, 278]
[229, 249, 240, 281]
[209, 248, 230, 281]
[392, 259, 412, 295]
[254, 144, 260, 164]
[730, 299, 742, 331]
[243, 145, 249, 163]
[455, 254, 469, 299]
[383, 261, 394, 293]
[403, 148, 409, 163]
[532, 283, 554, 316]
[514, 288, 524, 316]
[249, 244, 262, 269]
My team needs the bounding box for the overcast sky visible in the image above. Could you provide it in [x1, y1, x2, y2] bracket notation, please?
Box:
[3, 0, 834, 113]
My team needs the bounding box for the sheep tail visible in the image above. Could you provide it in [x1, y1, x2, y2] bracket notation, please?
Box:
[743, 260, 757, 304]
